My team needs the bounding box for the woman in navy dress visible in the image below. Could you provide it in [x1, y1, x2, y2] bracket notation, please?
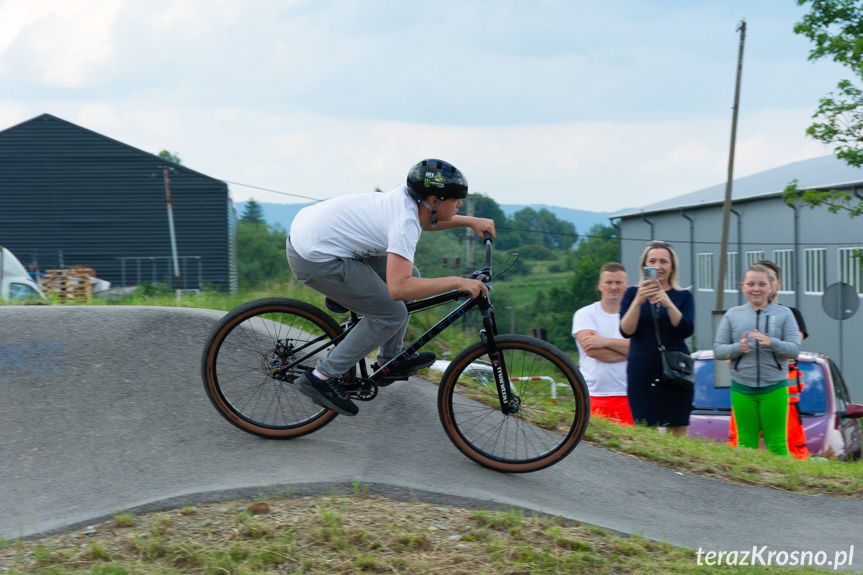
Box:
[619, 241, 694, 436]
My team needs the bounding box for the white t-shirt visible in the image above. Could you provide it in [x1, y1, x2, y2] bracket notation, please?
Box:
[290, 185, 422, 263]
[571, 301, 628, 397]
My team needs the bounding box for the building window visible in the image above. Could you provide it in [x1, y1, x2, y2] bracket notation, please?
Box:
[838, 247, 863, 295]
[724, 252, 739, 292]
[698, 253, 714, 291]
[745, 250, 764, 267]
[804, 248, 826, 295]
[773, 249, 794, 294]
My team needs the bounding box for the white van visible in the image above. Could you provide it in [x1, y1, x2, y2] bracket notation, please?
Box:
[0, 246, 46, 301]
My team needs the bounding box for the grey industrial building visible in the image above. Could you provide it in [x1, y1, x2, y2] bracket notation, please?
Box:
[614, 154, 863, 398]
[0, 114, 237, 292]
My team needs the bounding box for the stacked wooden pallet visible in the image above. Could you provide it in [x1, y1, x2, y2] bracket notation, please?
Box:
[40, 265, 95, 303]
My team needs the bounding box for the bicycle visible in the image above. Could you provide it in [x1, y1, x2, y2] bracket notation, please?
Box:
[201, 236, 589, 472]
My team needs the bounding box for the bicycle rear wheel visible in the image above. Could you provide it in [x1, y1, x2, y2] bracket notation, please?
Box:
[437, 335, 589, 472]
[201, 298, 343, 438]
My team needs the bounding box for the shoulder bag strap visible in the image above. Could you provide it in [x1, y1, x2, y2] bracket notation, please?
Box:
[650, 303, 667, 353]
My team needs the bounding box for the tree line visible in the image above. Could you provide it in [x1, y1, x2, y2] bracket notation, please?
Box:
[235, 195, 617, 352]
[235, 194, 580, 289]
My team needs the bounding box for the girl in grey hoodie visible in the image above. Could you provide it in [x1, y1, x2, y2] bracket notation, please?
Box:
[714, 264, 800, 455]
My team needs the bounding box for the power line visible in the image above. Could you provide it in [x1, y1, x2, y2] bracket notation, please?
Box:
[221, 180, 324, 203]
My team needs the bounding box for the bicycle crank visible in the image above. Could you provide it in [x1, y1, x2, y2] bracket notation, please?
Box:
[342, 379, 378, 402]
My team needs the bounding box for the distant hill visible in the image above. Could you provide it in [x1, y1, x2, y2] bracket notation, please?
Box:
[235, 201, 617, 239]
[498, 204, 617, 238]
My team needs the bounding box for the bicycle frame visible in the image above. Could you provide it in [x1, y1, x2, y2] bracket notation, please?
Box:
[203, 236, 586, 469]
[273, 238, 519, 415]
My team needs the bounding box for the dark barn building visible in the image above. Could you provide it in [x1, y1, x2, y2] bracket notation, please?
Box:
[0, 114, 237, 293]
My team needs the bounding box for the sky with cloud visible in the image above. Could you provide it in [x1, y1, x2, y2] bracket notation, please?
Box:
[0, 0, 848, 211]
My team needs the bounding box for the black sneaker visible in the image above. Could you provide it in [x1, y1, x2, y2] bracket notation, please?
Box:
[373, 352, 437, 379]
[294, 370, 359, 416]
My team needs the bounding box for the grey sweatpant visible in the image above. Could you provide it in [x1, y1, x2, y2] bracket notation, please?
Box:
[286, 237, 418, 377]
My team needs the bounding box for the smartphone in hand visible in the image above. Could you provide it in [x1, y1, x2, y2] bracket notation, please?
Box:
[643, 266, 658, 281]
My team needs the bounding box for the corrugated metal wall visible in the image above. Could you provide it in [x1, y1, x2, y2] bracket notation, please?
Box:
[0, 114, 237, 292]
[617, 196, 863, 399]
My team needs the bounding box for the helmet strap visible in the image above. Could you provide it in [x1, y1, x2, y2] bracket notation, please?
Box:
[419, 199, 437, 228]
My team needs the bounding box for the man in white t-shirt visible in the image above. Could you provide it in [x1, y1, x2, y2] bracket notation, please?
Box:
[572, 262, 633, 425]
[286, 159, 495, 416]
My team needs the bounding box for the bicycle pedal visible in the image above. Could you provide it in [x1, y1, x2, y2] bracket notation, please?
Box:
[377, 375, 408, 386]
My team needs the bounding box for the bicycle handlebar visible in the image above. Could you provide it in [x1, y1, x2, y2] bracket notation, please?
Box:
[457, 233, 493, 298]
[474, 232, 494, 285]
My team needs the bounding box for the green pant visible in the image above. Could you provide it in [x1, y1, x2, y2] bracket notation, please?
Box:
[731, 385, 789, 456]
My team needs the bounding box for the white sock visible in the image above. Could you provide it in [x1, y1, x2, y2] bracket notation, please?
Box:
[312, 369, 329, 381]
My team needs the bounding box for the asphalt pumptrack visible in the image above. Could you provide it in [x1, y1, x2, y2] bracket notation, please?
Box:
[2, 305, 861, 570]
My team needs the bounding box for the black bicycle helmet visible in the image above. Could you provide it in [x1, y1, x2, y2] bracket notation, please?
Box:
[406, 159, 468, 200]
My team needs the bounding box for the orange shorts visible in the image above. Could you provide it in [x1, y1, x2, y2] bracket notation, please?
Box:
[590, 395, 634, 426]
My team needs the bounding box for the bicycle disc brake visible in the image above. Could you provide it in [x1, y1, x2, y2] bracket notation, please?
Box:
[265, 340, 300, 382]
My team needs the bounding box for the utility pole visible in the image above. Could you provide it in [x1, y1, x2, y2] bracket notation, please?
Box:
[162, 166, 182, 299]
[716, 18, 746, 310]
[465, 195, 475, 270]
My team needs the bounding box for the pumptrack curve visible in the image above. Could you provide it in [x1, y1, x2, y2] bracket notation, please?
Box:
[1, 305, 861, 569]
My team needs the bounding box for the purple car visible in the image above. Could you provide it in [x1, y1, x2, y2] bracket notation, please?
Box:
[688, 350, 863, 460]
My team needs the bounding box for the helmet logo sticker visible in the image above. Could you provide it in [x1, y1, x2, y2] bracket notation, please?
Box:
[423, 171, 445, 189]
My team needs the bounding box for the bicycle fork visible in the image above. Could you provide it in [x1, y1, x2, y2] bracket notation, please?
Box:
[479, 301, 520, 416]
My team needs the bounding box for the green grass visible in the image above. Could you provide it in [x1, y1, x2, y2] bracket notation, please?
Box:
[584, 417, 863, 498]
[0, 493, 838, 574]
[71, 281, 312, 313]
[111, 512, 135, 528]
[494, 260, 572, 308]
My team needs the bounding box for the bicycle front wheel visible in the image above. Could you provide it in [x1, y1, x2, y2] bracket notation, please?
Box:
[437, 335, 589, 473]
[201, 298, 343, 438]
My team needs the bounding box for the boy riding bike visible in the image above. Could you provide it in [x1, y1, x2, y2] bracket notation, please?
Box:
[286, 159, 496, 416]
